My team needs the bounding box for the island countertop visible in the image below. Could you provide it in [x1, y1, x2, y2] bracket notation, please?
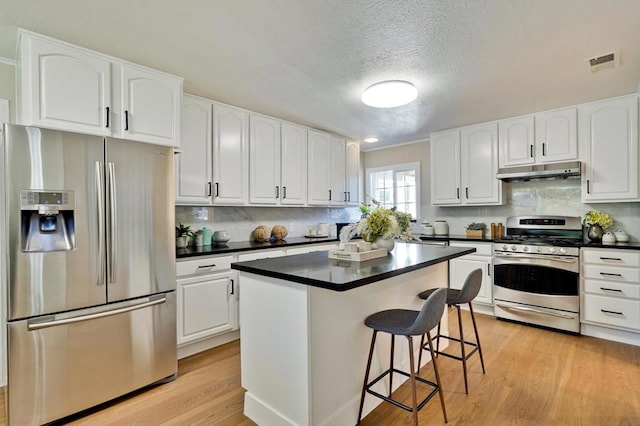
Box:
[231, 242, 475, 291]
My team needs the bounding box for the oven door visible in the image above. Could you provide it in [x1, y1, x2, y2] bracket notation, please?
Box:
[493, 251, 580, 317]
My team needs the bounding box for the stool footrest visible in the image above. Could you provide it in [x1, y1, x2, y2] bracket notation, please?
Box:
[365, 367, 440, 413]
[428, 334, 479, 362]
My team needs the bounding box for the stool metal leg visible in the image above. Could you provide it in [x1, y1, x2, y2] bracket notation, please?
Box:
[469, 303, 486, 374]
[389, 334, 395, 397]
[358, 330, 378, 424]
[417, 333, 425, 375]
[426, 333, 448, 423]
[457, 305, 469, 394]
[435, 320, 442, 356]
[407, 336, 418, 426]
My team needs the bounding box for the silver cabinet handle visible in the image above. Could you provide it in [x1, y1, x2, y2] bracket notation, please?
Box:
[107, 162, 117, 284]
[600, 287, 622, 292]
[196, 264, 216, 271]
[283, 186, 287, 199]
[601, 309, 623, 316]
[95, 161, 105, 287]
[599, 257, 622, 261]
[542, 142, 546, 156]
[105, 106, 110, 128]
[530, 144, 534, 158]
[599, 272, 622, 277]
[276, 186, 279, 199]
[207, 182, 212, 196]
[28, 296, 167, 330]
[496, 303, 576, 319]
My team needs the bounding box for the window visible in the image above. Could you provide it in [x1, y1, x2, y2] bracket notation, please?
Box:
[366, 162, 421, 220]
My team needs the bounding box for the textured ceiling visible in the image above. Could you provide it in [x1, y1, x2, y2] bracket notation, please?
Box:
[0, 0, 639, 150]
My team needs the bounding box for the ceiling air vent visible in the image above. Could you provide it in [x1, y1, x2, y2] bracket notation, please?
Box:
[587, 51, 619, 73]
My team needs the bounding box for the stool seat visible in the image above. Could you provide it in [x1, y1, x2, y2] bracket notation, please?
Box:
[417, 288, 463, 306]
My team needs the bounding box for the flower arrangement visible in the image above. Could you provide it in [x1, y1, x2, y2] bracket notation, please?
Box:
[584, 211, 614, 229]
[175, 223, 193, 237]
[466, 222, 487, 231]
[346, 199, 417, 242]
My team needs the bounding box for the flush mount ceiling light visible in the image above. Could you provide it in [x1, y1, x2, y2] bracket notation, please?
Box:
[363, 137, 379, 143]
[361, 80, 417, 108]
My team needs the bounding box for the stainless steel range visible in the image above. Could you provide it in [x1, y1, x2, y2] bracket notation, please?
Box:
[493, 216, 583, 334]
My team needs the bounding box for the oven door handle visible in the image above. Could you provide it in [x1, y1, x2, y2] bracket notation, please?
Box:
[495, 303, 576, 319]
[494, 252, 577, 263]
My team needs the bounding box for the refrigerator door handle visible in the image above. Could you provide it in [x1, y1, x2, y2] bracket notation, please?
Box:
[27, 296, 167, 331]
[107, 162, 117, 284]
[95, 161, 105, 287]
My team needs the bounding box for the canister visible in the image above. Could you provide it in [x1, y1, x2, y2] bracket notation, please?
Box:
[433, 220, 449, 236]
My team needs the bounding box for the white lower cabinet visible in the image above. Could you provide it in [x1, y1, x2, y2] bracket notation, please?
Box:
[449, 241, 493, 305]
[581, 248, 640, 334]
[176, 255, 238, 347]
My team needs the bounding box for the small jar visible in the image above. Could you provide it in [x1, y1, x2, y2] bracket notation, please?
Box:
[433, 220, 449, 236]
[194, 231, 204, 247]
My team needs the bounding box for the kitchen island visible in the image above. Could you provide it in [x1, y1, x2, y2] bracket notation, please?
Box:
[231, 242, 474, 426]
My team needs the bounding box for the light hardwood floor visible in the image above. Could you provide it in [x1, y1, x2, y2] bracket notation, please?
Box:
[1, 310, 639, 425]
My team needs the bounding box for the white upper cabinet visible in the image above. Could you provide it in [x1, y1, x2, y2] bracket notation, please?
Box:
[16, 30, 183, 147]
[213, 103, 249, 205]
[118, 64, 182, 147]
[175, 94, 212, 204]
[307, 130, 331, 205]
[346, 141, 360, 206]
[498, 108, 577, 167]
[432, 124, 501, 206]
[431, 129, 461, 205]
[17, 31, 112, 136]
[249, 114, 281, 205]
[580, 95, 639, 203]
[534, 107, 577, 164]
[280, 123, 308, 205]
[461, 123, 501, 204]
[329, 136, 347, 206]
[498, 116, 535, 167]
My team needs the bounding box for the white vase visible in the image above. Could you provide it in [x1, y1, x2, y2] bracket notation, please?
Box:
[373, 237, 395, 252]
[176, 236, 189, 249]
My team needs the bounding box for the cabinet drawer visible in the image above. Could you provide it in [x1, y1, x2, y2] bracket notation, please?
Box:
[176, 256, 233, 277]
[237, 249, 285, 262]
[583, 294, 640, 330]
[582, 249, 640, 267]
[450, 241, 492, 256]
[583, 264, 640, 283]
[584, 279, 640, 299]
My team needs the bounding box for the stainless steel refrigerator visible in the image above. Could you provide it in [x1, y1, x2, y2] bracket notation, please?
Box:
[2, 124, 177, 425]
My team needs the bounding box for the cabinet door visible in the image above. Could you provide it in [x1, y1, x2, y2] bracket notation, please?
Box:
[449, 257, 492, 305]
[307, 130, 331, 205]
[249, 115, 281, 204]
[177, 273, 235, 345]
[213, 103, 249, 205]
[430, 129, 461, 205]
[329, 136, 347, 206]
[281, 123, 308, 205]
[460, 123, 501, 205]
[175, 95, 212, 204]
[534, 107, 577, 163]
[346, 141, 360, 206]
[580, 96, 638, 202]
[498, 116, 535, 167]
[19, 34, 112, 135]
[120, 64, 182, 147]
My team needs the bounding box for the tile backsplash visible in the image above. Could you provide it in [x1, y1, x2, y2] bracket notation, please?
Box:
[175, 205, 361, 242]
[423, 178, 640, 240]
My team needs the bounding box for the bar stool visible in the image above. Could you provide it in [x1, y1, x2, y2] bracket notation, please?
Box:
[357, 288, 448, 425]
[417, 269, 485, 394]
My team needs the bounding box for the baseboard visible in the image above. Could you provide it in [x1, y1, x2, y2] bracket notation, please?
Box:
[177, 330, 240, 359]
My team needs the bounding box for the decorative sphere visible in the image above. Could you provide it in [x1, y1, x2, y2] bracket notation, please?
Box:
[253, 225, 272, 242]
[271, 225, 288, 240]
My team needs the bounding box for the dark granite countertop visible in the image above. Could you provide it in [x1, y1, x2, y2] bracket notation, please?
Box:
[176, 236, 338, 258]
[580, 241, 640, 250]
[230, 242, 475, 291]
[419, 234, 498, 243]
[420, 234, 640, 250]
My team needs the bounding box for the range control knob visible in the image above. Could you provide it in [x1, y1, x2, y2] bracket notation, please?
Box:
[537, 246, 543, 253]
[511, 245, 517, 251]
[549, 247, 557, 254]
[559, 247, 567, 255]
[523, 246, 530, 252]
[502, 245, 508, 251]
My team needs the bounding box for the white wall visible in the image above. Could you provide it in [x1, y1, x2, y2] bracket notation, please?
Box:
[0, 62, 15, 122]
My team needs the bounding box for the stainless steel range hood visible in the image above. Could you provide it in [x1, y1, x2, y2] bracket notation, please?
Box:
[496, 161, 581, 182]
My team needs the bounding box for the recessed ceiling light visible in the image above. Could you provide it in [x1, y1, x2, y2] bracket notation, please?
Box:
[362, 80, 417, 108]
[363, 137, 379, 143]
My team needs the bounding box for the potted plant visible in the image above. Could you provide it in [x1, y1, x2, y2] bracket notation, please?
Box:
[584, 211, 613, 241]
[466, 222, 487, 238]
[346, 199, 417, 252]
[175, 223, 193, 248]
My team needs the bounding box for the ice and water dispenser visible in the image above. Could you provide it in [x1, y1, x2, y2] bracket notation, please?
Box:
[20, 190, 76, 252]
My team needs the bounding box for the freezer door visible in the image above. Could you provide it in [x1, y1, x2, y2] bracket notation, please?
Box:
[105, 137, 175, 302]
[8, 292, 177, 425]
[4, 125, 107, 320]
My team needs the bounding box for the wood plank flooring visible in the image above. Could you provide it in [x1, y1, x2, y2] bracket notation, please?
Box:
[1, 310, 639, 425]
